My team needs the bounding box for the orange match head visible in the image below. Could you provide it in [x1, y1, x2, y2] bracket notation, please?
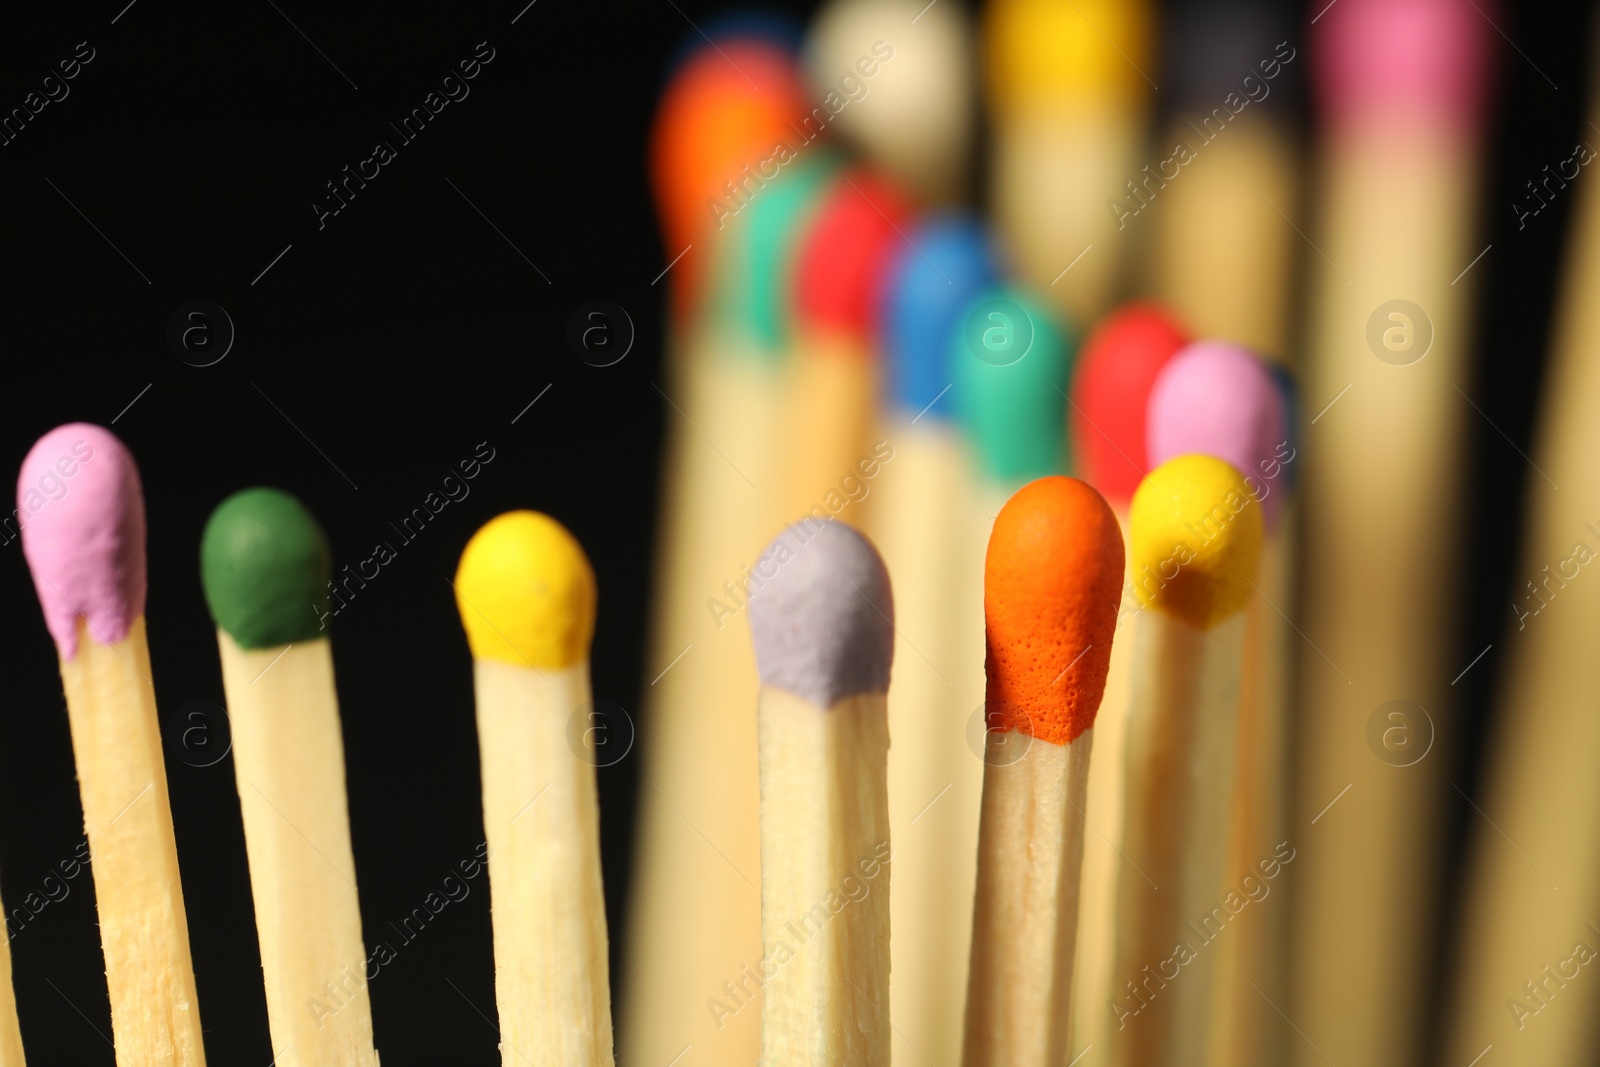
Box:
[649, 41, 810, 318]
[984, 476, 1125, 745]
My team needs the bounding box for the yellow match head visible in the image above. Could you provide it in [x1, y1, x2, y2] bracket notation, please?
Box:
[985, 0, 1153, 110]
[454, 511, 596, 668]
[1130, 455, 1263, 629]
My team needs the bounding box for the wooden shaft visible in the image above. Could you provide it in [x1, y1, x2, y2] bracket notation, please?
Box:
[622, 325, 781, 1067]
[868, 418, 984, 1064]
[1442, 103, 1600, 1066]
[1209, 521, 1294, 1067]
[963, 728, 1093, 1067]
[1072, 506, 1134, 1060]
[0, 911, 21, 1065]
[1293, 123, 1483, 1067]
[218, 633, 378, 1067]
[1152, 118, 1300, 360]
[1109, 611, 1245, 1067]
[474, 659, 612, 1065]
[779, 335, 876, 524]
[992, 109, 1144, 323]
[60, 617, 205, 1066]
[757, 688, 891, 1066]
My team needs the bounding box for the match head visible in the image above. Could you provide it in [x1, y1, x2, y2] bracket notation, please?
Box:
[985, 0, 1153, 111]
[201, 488, 332, 650]
[455, 511, 596, 669]
[1313, 0, 1494, 130]
[747, 520, 893, 709]
[804, 0, 973, 202]
[1164, 0, 1300, 113]
[710, 152, 842, 353]
[984, 477, 1125, 745]
[18, 424, 146, 659]
[793, 168, 914, 341]
[882, 215, 1002, 420]
[1130, 455, 1263, 629]
[649, 40, 809, 317]
[1146, 341, 1287, 530]
[952, 284, 1073, 483]
[1070, 302, 1189, 504]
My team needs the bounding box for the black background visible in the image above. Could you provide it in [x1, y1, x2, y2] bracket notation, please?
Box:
[0, 0, 1590, 1062]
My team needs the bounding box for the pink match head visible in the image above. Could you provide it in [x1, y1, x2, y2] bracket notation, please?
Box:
[18, 424, 147, 658]
[1146, 342, 1287, 530]
[1313, 0, 1495, 130]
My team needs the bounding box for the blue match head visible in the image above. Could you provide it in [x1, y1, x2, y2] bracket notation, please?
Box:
[881, 216, 1003, 421]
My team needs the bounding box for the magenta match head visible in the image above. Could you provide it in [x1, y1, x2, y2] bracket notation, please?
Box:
[1146, 341, 1287, 530]
[1313, 0, 1495, 130]
[18, 424, 147, 658]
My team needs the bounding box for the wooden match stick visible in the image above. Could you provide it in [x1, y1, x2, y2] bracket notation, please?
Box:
[1150, 0, 1302, 360]
[805, 0, 974, 205]
[782, 167, 911, 520]
[0, 924, 20, 1064]
[200, 488, 379, 1067]
[869, 216, 999, 1063]
[962, 475, 1125, 1067]
[1108, 455, 1262, 1067]
[454, 511, 612, 1067]
[1294, 2, 1495, 1061]
[18, 423, 206, 1065]
[1145, 342, 1291, 1066]
[1064, 304, 1189, 1059]
[747, 520, 895, 1065]
[628, 49, 813, 1067]
[983, 0, 1153, 322]
[1442, 42, 1600, 1065]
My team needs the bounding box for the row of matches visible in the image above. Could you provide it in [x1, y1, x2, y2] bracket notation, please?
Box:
[5, 395, 1275, 1065]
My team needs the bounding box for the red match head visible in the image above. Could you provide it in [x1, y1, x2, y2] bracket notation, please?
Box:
[793, 168, 914, 342]
[1069, 303, 1189, 505]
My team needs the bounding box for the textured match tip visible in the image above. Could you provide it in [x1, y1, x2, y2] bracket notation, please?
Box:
[649, 40, 810, 318]
[18, 424, 146, 659]
[794, 168, 914, 340]
[985, 0, 1153, 110]
[1130, 455, 1263, 629]
[985, 477, 1124, 746]
[747, 520, 894, 708]
[201, 488, 331, 650]
[882, 216, 1002, 419]
[1146, 341, 1288, 530]
[1070, 303, 1190, 505]
[1313, 0, 1494, 129]
[455, 511, 596, 670]
[953, 285, 1073, 483]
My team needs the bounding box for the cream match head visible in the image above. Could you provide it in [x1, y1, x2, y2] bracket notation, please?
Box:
[804, 0, 974, 203]
[984, 476, 1124, 746]
[747, 520, 894, 708]
[18, 424, 146, 659]
[455, 511, 597, 669]
[1130, 455, 1263, 629]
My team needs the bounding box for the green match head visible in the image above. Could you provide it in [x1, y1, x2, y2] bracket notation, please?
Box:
[710, 152, 842, 354]
[952, 284, 1075, 484]
[200, 487, 331, 648]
